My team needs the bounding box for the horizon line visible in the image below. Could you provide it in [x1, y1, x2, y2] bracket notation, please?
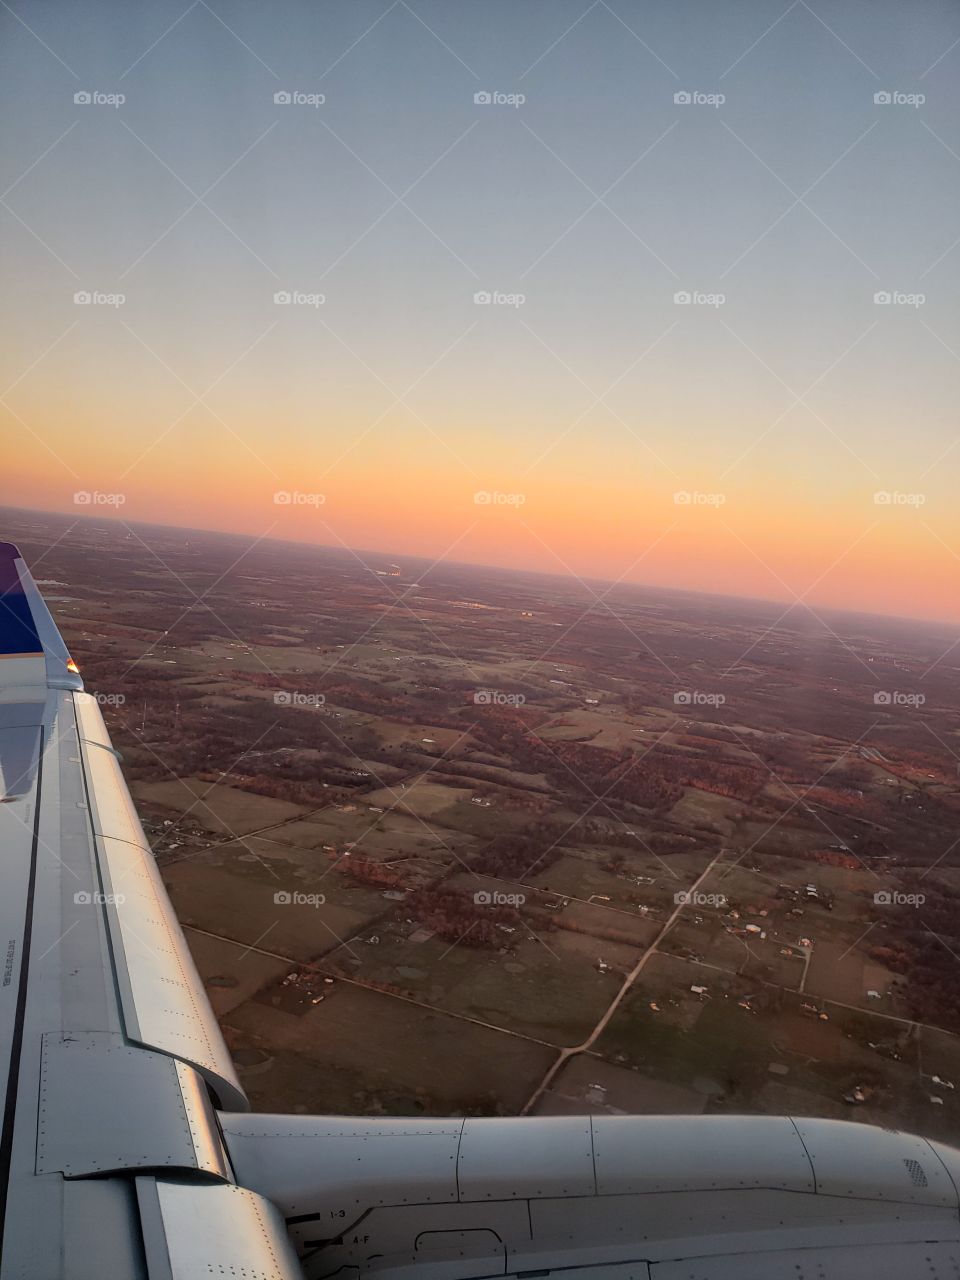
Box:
[2, 501, 957, 636]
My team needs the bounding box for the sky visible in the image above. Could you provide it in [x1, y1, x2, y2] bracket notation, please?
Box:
[1, 0, 959, 622]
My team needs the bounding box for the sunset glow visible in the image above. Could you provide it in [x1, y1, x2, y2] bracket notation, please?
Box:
[2, 0, 958, 622]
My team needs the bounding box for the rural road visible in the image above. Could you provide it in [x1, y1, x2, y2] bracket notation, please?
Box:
[183, 924, 559, 1050]
[520, 848, 727, 1114]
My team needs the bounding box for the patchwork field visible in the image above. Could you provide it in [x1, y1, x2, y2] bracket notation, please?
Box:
[11, 508, 960, 1126]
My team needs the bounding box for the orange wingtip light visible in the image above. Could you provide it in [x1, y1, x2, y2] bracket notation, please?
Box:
[66, 658, 80, 674]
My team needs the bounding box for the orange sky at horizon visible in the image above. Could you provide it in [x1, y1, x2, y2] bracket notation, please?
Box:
[3, 0, 959, 633]
[5, 456, 956, 627]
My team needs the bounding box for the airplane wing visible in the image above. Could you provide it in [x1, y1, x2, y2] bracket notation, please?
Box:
[2, 538, 960, 1280]
[0, 542, 300, 1279]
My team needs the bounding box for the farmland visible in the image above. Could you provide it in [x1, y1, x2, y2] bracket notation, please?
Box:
[7, 505, 960, 1139]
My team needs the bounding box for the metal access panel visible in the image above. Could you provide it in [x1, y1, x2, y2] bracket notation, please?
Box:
[36, 1032, 228, 1178]
[592, 1116, 815, 1195]
[794, 1119, 958, 1206]
[288, 1197, 533, 1273]
[138, 1177, 305, 1280]
[651, 1240, 960, 1278]
[222, 1115, 462, 1215]
[458, 1117, 596, 1200]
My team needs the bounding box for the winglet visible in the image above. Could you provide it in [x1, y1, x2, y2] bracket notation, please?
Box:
[0, 542, 83, 691]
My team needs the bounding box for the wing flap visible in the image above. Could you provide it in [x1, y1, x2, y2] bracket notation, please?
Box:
[36, 1032, 228, 1179]
[94, 825, 248, 1111]
[69, 694, 246, 1110]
